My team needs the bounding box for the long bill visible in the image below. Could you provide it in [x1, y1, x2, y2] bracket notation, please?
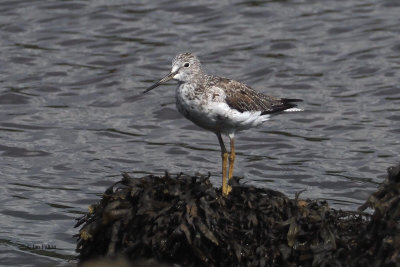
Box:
[142, 71, 177, 94]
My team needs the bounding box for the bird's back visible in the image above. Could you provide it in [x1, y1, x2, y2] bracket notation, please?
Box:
[210, 76, 302, 115]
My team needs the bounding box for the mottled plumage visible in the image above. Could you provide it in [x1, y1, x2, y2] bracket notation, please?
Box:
[143, 52, 303, 196]
[201, 76, 301, 115]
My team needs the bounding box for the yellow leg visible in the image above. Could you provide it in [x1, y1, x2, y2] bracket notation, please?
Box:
[227, 134, 235, 195]
[222, 151, 229, 196]
[216, 133, 229, 196]
[228, 134, 235, 179]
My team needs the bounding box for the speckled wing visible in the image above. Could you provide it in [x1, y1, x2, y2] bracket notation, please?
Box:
[216, 78, 302, 114]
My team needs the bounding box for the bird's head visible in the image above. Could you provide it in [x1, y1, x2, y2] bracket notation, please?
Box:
[143, 52, 202, 94]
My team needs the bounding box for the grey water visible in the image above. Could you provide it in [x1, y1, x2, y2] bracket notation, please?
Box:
[0, 0, 399, 265]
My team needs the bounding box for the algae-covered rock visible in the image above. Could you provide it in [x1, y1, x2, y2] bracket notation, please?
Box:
[356, 164, 400, 267]
[75, 164, 400, 266]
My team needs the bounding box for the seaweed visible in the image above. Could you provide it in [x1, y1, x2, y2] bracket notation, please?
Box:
[76, 164, 400, 266]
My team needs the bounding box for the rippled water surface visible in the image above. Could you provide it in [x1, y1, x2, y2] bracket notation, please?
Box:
[1, 0, 399, 265]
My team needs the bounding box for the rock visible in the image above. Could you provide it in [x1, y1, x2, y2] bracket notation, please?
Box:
[75, 164, 400, 266]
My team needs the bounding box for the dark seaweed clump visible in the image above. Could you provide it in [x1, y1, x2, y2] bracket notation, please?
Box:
[75, 164, 400, 267]
[356, 164, 400, 266]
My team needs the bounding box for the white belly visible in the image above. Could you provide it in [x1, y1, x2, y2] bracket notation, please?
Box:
[175, 84, 269, 134]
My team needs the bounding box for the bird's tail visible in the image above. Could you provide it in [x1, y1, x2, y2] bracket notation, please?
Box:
[282, 98, 304, 112]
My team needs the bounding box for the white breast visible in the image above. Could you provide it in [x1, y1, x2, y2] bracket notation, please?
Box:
[175, 84, 269, 134]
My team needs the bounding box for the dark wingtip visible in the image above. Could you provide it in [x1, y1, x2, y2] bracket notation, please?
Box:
[260, 98, 303, 115]
[282, 98, 303, 103]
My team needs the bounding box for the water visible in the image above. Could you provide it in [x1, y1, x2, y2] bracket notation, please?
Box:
[0, 0, 399, 265]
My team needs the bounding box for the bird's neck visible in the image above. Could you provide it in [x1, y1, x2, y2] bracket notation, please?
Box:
[177, 73, 209, 96]
[181, 72, 207, 86]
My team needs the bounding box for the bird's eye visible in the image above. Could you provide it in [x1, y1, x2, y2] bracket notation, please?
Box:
[184, 62, 190, 68]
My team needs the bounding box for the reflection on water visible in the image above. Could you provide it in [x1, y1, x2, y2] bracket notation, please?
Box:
[0, 0, 399, 265]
